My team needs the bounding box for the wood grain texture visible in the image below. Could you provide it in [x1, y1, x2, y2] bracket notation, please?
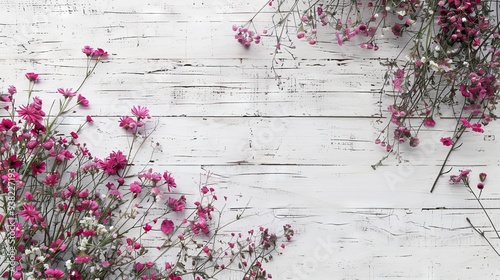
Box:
[1, 0, 500, 279]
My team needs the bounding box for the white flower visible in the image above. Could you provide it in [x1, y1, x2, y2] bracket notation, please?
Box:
[429, 60, 440, 71]
[421, 56, 427, 63]
[385, 6, 391, 11]
[397, 10, 406, 16]
[66, 260, 73, 270]
[36, 256, 46, 262]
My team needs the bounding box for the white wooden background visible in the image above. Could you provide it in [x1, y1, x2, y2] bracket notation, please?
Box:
[1, 0, 500, 279]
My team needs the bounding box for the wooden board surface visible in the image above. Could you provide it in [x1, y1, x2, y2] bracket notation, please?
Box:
[1, 0, 500, 279]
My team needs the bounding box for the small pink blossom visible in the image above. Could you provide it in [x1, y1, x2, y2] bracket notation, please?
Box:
[45, 268, 65, 279]
[143, 223, 152, 232]
[161, 219, 175, 235]
[479, 172, 487, 182]
[163, 172, 177, 192]
[25, 72, 39, 82]
[167, 196, 186, 212]
[423, 118, 436, 127]
[82, 45, 94, 56]
[19, 203, 44, 224]
[131, 105, 150, 119]
[77, 94, 89, 107]
[129, 182, 142, 195]
[440, 137, 454, 146]
[57, 88, 76, 97]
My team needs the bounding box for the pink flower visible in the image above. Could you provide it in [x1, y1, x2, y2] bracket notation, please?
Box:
[98, 150, 127, 175]
[19, 203, 44, 224]
[0, 119, 14, 131]
[86, 115, 93, 122]
[30, 161, 45, 175]
[70, 131, 78, 139]
[477, 182, 485, 189]
[423, 118, 436, 127]
[440, 137, 454, 146]
[45, 268, 65, 279]
[119, 116, 138, 131]
[479, 172, 487, 182]
[17, 100, 46, 124]
[43, 172, 60, 186]
[161, 219, 175, 235]
[391, 23, 403, 37]
[335, 32, 343, 46]
[460, 117, 471, 128]
[42, 139, 54, 150]
[92, 48, 108, 58]
[25, 72, 39, 82]
[57, 88, 76, 97]
[163, 172, 177, 192]
[77, 94, 89, 107]
[25, 192, 34, 200]
[143, 223, 152, 232]
[134, 262, 145, 272]
[129, 182, 142, 195]
[296, 32, 305, 39]
[167, 196, 186, 212]
[131, 105, 150, 119]
[202, 246, 210, 256]
[8, 85, 16, 95]
[169, 274, 182, 280]
[75, 255, 92, 263]
[471, 123, 484, 133]
[82, 45, 94, 56]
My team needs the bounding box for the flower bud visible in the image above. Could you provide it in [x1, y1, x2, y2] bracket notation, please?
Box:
[479, 172, 487, 182]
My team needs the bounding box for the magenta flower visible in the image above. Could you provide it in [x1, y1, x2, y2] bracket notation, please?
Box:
[19, 203, 44, 224]
[57, 88, 76, 97]
[16, 100, 46, 124]
[30, 161, 46, 175]
[161, 219, 175, 235]
[92, 48, 108, 58]
[25, 72, 39, 82]
[0, 119, 14, 131]
[86, 115, 93, 122]
[43, 172, 60, 186]
[131, 105, 150, 119]
[167, 196, 186, 212]
[8, 85, 16, 95]
[119, 116, 137, 131]
[163, 172, 177, 192]
[479, 172, 487, 182]
[98, 150, 128, 175]
[77, 94, 89, 107]
[143, 223, 152, 232]
[391, 23, 403, 37]
[129, 182, 142, 195]
[45, 268, 65, 279]
[82, 45, 94, 56]
[423, 118, 436, 127]
[440, 137, 454, 146]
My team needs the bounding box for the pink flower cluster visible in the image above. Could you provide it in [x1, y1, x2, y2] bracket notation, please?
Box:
[232, 25, 261, 48]
[81, 45, 108, 58]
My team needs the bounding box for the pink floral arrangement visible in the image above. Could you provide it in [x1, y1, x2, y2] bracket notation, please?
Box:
[0, 47, 293, 279]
